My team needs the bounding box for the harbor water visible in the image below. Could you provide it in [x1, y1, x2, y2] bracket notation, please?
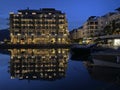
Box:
[0, 48, 120, 90]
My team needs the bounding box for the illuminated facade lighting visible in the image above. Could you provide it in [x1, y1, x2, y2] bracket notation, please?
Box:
[10, 8, 69, 44]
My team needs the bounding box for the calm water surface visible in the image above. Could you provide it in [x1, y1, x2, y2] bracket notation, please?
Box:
[0, 49, 120, 90]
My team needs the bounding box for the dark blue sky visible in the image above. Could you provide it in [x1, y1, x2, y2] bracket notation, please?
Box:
[0, 0, 120, 30]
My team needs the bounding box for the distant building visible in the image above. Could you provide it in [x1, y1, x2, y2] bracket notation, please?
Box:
[69, 27, 83, 40]
[10, 8, 69, 44]
[82, 16, 101, 38]
[70, 11, 120, 43]
[70, 16, 103, 41]
[69, 29, 78, 40]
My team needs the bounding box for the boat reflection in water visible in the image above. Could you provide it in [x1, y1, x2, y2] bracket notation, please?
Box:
[91, 51, 120, 68]
[85, 63, 120, 85]
[70, 49, 120, 86]
[9, 48, 69, 81]
[83, 51, 120, 86]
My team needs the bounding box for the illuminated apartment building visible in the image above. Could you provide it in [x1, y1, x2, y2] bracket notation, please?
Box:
[82, 12, 120, 39]
[82, 16, 100, 38]
[9, 49, 69, 80]
[10, 8, 69, 44]
[69, 27, 83, 40]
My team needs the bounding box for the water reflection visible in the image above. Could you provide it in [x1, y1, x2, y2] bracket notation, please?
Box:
[85, 64, 120, 85]
[0, 49, 120, 89]
[70, 50, 120, 85]
[9, 49, 69, 81]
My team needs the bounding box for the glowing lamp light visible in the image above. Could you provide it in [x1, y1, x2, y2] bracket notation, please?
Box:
[114, 39, 120, 46]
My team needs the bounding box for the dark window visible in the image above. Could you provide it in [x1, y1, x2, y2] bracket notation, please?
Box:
[37, 32, 41, 35]
[51, 32, 55, 35]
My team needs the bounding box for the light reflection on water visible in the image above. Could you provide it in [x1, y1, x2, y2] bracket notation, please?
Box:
[9, 49, 69, 80]
[0, 49, 120, 90]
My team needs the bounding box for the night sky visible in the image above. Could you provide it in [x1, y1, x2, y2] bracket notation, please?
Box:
[0, 0, 120, 30]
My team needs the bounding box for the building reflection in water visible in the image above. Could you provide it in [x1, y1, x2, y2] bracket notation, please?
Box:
[9, 49, 69, 81]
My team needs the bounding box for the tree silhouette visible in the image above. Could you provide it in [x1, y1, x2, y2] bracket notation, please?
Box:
[115, 7, 120, 12]
[103, 20, 120, 35]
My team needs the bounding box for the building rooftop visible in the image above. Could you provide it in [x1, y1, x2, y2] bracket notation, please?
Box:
[18, 8, 63, 14]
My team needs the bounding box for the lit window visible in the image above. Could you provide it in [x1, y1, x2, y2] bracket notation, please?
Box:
[18, 12, 22, 14]
[32, 12, 36, 15]
[49, 13, 52, 15]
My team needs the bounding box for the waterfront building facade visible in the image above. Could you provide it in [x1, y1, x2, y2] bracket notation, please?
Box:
[70, 27, 83, 40]
[69, 29, 78, 40]
[10, 8, 69, 44]
[101, 12, 120, 35]
[82, 16, 102, 38]
[70, 10, 120, 44]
